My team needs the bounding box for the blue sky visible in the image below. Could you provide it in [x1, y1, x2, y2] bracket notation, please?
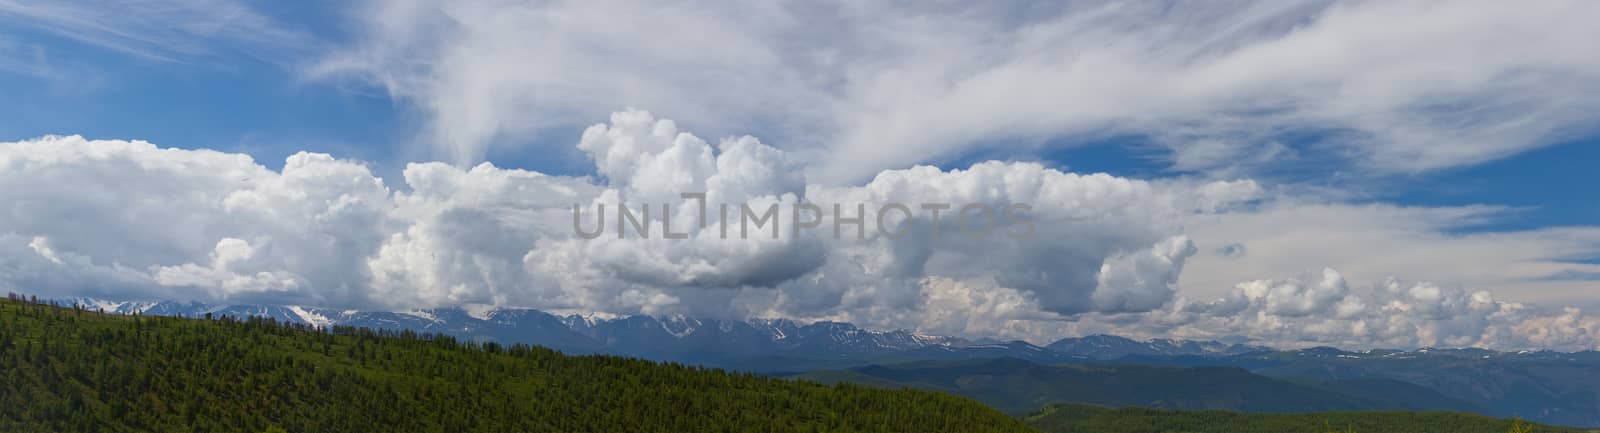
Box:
[6, 37, 1595, 232]
[6, 14, 1596, 218]
[3, 0, 1599, 349]
[1394, 137, 1600, 233]
[0, 9, 399, 171]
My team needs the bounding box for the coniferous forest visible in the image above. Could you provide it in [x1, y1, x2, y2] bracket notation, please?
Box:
[0, 297, 1032, 433]
[4, 296, 1592, 433]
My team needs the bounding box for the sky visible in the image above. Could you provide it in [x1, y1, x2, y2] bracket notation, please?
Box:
[2, 0, 1600, 350]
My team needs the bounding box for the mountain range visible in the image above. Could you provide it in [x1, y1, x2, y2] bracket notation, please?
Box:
[54, 296, 1600, 427]
[65, 297, 1268, 369]
[1044, 334, 1271, 359]
[1, 296, 1033, 433]
[799, 346, 1600, 427]
[56, 297, 1081, 369]
[802, 344, 1600, 427]
[1023, 403, 1589, 433]
[795, 357, 1484, 416]
[1110, 345, 1600, 427]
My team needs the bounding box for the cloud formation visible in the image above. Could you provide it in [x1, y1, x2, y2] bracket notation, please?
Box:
[1180, 202, 1600, 307]
[315, 0, 1600, 181]
[6, 1, 1600, 351]
[4, 110, 1599, 351]
[0, 0, 316, 64]
[0, 112, 1250, 323]
[1153, 268, 1600, 351]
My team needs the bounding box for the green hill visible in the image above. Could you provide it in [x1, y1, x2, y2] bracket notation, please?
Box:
[0, 297, 1033, 433]
[794, 357, 1475, 416]
[1023, 403, 1593, 433]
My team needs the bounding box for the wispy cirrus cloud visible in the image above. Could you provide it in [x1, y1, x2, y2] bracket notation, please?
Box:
[6, 1, 1600, 351]
[0, 35, 53, 79]
[0, 0, 318, 65]
[313, 0, 1600, 182]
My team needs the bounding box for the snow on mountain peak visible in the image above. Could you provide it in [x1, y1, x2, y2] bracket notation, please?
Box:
[287, 306, 332, 328]
[463, 304, 499, 321]
[399, 309, 441, 323]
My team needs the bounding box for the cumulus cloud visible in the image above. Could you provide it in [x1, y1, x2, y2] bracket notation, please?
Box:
[3, 111, 1599, 351]
[0, 136, 393, 306]
[314, 0, 1600, 181]
[1152, 269, 1600, 351]
[1179, 201, 1600, 307]
[7, 1, 1600, 351]
[151, 238, 302, 297]
[790, 158, 1259, 323]
[0, 112, 1253, 327]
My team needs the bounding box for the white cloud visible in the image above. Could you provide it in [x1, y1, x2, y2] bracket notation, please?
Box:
[1153, 269, 1600, 351]
[0, 136, 394, 306]
[0, 114, 1250, 324]
[4, 112, 1599, 351]
[151, 238, 302, 297]
[1179, 201, 1600, 308]
[26, 236, 62, 264]
[6, 0, 1599, 352]
[315, 0, 1600, 181]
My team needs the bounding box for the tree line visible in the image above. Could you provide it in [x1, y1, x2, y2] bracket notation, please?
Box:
[0, 294, 1032, 433]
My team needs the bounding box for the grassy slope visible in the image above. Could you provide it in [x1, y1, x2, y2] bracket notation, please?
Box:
[1023, 403, 1595, 433]
[0, 298, 1034, 433]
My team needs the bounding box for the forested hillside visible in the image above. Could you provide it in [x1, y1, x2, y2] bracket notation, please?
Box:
[795, 357, 1475, 415]
[1023, 404, 1591, 433]
[0, 297, 1033, 433]
[1107, 347, 1600, 428]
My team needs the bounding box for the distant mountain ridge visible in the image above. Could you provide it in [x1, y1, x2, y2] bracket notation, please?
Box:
[1044, 334, 1273, 359]
[795, 357, 1484, 416]
[58, 296, 1600, 364]
[55, 296, 1259, 369]
[1023, 403, 1589, 433]
[2, 297, 1035, 433]
[1086, 344, 1600, 428]
[52, 296, 1600, 427]
[55, 297, 1001, 366]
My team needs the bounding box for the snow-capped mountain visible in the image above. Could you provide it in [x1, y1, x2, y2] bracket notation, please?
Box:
[56, 297, 1286, 369]
[54, 297, 1012, 369]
